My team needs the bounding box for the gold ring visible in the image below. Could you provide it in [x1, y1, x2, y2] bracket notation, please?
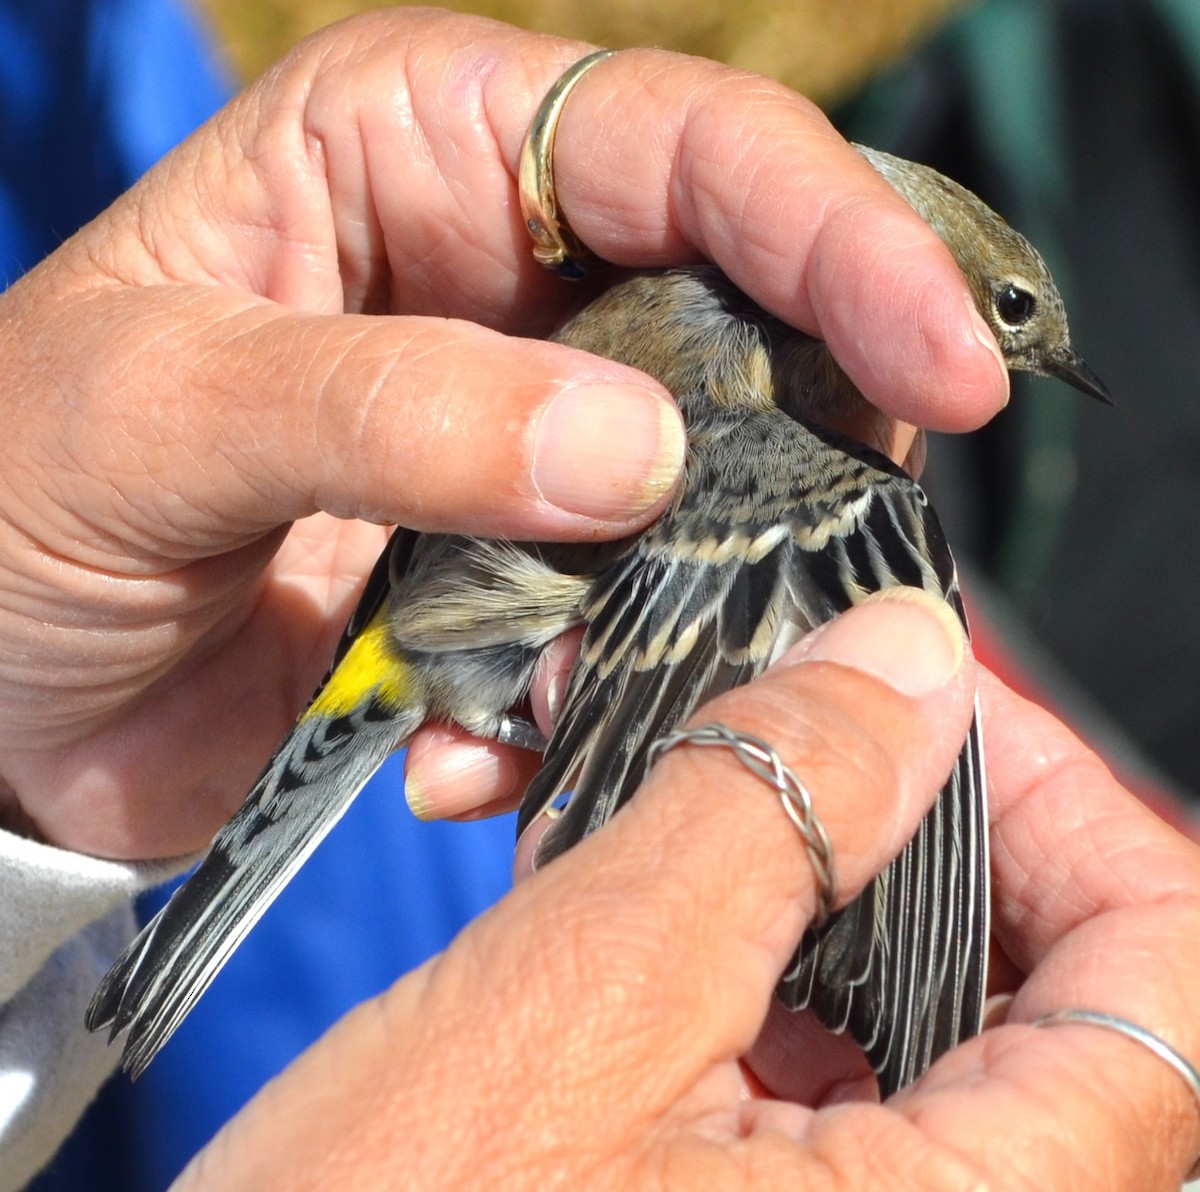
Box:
[518, 48, 617, 280]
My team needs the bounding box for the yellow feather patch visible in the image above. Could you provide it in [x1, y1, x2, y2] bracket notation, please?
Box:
[302, 609, 412, 720]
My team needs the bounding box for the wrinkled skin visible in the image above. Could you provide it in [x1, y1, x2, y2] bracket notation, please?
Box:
[15, 11, 1193, 1192]
[174, 594, 1200, 1192]
[0, 10, 1006, 858]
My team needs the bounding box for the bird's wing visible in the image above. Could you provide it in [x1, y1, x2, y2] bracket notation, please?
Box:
[517, 411, 988, 1096]
[85, 529, 426, 1078]
[778, 641, 988, 1095]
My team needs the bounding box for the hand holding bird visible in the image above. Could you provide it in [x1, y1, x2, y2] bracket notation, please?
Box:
[8, 16, 1200, 1192]
[86, 133, 1107, 1087]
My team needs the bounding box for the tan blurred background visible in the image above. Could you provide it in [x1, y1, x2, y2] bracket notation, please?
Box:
[196, 0, 965, 107]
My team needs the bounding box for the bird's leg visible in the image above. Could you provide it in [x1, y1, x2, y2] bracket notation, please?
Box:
[495, 715, 548, 752]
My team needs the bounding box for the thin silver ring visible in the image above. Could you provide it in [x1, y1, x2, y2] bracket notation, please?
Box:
[647, 723, 837, 925]
[1035, 1008, 1200, 1177]
[517, 49, 617, 279]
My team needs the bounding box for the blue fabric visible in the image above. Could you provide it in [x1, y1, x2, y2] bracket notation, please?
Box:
[0, 0, 229, 279]
[125, 756, 516, 1189]
[2, 5, 517, 1187]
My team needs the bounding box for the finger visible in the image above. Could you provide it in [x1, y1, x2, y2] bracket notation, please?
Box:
[974, 672, 1200, 1003]
[529, 629, 584, 738]
[424, 589, 975, 1131]
[403, 628, 583, 821]
[827, 409, 920, 471]
[902, 427, 928, 479]
[3, 279, 684, 554]
[984, 669, 1200, 1182]
[540, 50, 1009, 430]
[745, 996, 877, 1106]
[121, 12, 1006, 431]
[867, 672, 1200, 1187]
[877, 1012, 1200, 1189]
[403, 724, 538, 823]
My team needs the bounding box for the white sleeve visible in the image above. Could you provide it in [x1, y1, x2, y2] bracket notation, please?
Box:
[0, 829, 176, 1192]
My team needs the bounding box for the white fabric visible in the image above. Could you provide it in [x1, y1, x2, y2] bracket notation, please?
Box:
[0, 829, 169, 1191]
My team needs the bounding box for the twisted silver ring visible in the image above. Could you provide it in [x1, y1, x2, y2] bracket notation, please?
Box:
[647, 723, 837, 926]
[1035, 1008, 1200, 1177]
[517, 49, 617, 279]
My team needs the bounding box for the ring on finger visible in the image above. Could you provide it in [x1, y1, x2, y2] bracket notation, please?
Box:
[517, 48, 617, 279]
[647, 722, 837, 926]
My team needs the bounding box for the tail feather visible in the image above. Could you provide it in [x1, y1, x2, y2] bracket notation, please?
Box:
[86, 704, 418, 1077]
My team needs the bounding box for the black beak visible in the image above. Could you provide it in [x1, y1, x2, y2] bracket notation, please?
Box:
[1042, 348, 1114, 405]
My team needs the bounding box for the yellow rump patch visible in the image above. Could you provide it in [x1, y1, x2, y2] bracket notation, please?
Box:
[303, 608, 412, 721]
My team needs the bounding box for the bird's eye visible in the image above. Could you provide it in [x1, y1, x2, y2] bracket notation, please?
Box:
[995, 285, 1036, 327]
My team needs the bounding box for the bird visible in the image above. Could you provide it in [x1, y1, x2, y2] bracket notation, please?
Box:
[86, 145, 1110, 1091]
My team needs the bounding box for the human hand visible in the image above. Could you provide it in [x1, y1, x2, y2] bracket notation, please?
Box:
[0, 9, 1007, 858]
[164, 589, 1200, 1190]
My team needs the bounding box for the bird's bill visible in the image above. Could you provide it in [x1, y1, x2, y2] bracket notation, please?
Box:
[1042, 348, 1114, 405]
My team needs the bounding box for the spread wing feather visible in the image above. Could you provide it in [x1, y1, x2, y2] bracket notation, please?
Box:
[518, 412, 988, 1097]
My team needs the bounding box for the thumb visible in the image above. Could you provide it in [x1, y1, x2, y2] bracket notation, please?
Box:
[445, 588, 976, 1121]
[1, 275, 685, 565]
[174, 589, 977, 1190]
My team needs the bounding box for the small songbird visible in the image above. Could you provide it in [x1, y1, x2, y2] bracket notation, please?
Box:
[86, 146, 1109, 1091]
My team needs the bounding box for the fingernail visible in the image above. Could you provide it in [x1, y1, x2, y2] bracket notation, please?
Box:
[532, 385, 685, 520]
[773, 588, 966, 697]
[404, 772, 434, 820]
[545, 669, 566, 727]
[983, 993, 1014, 1029]
[967, 297, 1010, 406]
[405, 746, 514, 820]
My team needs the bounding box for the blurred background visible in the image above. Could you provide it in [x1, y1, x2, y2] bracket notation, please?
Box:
[6, 0, 1198, 1186]
[199, 0, 963, 105]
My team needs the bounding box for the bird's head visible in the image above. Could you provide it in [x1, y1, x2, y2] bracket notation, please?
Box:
[857, 145, 1112, 405]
